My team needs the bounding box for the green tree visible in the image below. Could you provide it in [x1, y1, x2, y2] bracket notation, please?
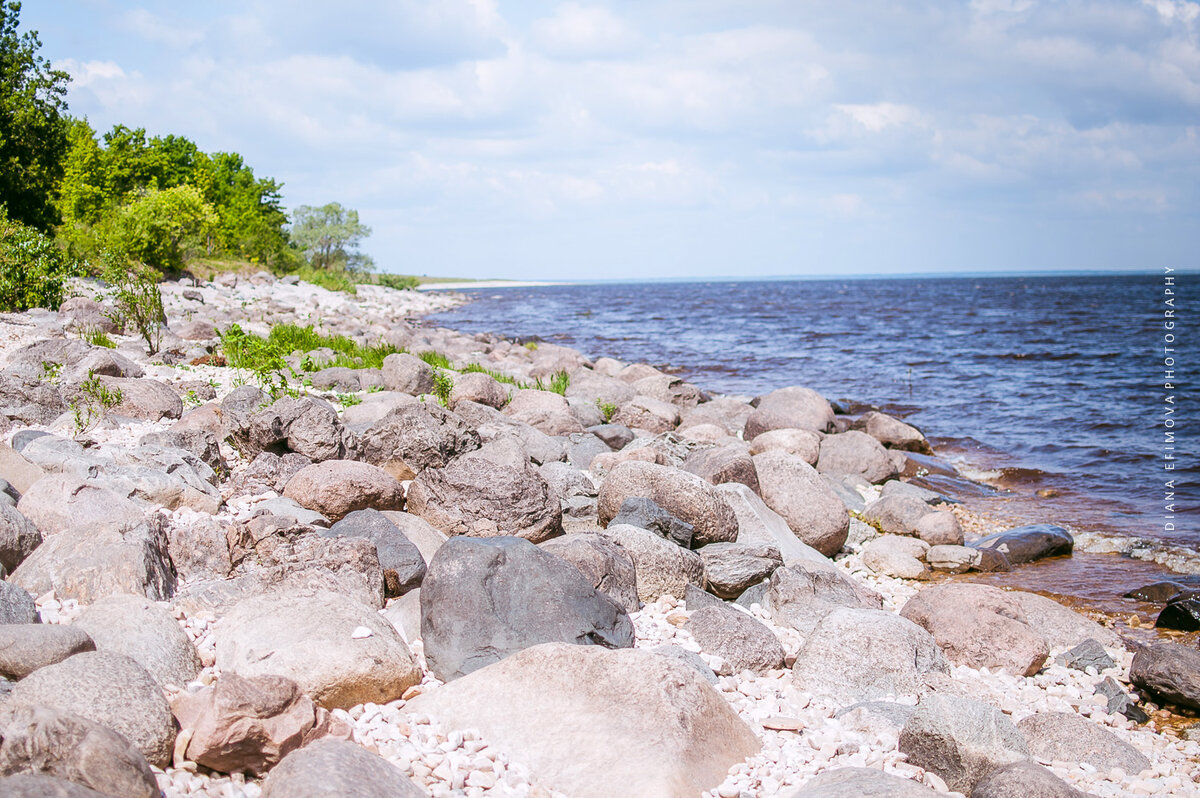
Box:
[0, 212, 78, 310]
[0, 1, 70, 231]
[291, 202, 374, 272]
[106, 185, 217, 273]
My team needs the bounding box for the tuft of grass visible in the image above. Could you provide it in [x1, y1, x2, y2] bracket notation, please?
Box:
[265, 323, 400, 370]
[418, 350, 453, 370]
[373, 273, 420, 291]
[461, 362, 527, 388]
[523, 341, 538, 351]
[81, 327, 116, 348]
[595, 398, 618, 423]
[549, 368, 570, 396]
[431, 370, 453, 406]
[337, 393, 363, 408]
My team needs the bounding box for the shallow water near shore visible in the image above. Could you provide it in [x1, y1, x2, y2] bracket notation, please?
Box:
[427, 273, 1197, 613]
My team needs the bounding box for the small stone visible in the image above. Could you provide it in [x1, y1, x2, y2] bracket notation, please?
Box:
[351, 626, 374, 639]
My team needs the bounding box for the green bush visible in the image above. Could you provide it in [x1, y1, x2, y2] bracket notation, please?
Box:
[102, 251, 164, 354]
[0, 218, 79, 311]
[595, 399, 618, 423]
[373, 273, 420, 291]
[431, 370, 453, 406]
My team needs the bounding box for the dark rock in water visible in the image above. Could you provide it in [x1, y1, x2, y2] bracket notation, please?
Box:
[9, 429, 49, 453]
[971, 760, 1091, 798]
[898, 450, 960, 479]
[1157, 597, 1200, 631]
[909, 472, 1000, 498]
[1055, 638, 1115, 672]
[420, 536, 634, 682]
[323, 508, 426, 597]
[261, 738, 425, 798]
[971, 524, 1073, 565]
[1129, 642, 1200, 711]
[609, 496, 694, 548]
[1124, 581, 1199, 603]
[1095, 676, 1150, 723]
[587, 423, 634, 451]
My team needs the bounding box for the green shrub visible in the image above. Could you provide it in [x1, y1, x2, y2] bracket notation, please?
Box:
[595, 399, 618, 423]
[81, 327, 116, 348]
[373, 273, 420, 291]
[431, 370, 453, 406]
[549, 369, 570, 396]
[71, 369, 123, 436]
[295, 264, 358, 294]
[0, 218, 79, 311]
[102, 252, 165, 354]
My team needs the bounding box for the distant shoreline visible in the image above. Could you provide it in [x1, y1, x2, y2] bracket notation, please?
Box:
[415, 280, 567, 291]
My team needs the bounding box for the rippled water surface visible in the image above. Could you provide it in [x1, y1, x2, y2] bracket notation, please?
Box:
[427, 274, 1197, 567]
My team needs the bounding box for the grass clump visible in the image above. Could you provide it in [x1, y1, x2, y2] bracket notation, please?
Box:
[71, 369, 123, 436]
[81, 327, 116, 348]
[418, 350, 453, 370]
[595, 399, 618, 423]
[461, 362, 527, 388]
[264, 324, 401, 370]
[431, 371, 453, 406]
[533, 369, 571, 396]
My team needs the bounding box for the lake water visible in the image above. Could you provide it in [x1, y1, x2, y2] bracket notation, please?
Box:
[426, 273, 1199, 610]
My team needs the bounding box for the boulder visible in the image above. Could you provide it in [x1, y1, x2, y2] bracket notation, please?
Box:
[900, 584, 1049, 677]
[322, 509, 426, 597]
[0, 773, 112, 796]
[566, 369, 637, 408]
[898, 693, 1029, 794]
[972, 524, 1073, 565]
[597, 524, 705, 601]
[648, 644, 718, 685]
[914, 511, 964, 545]
[0, 705, 159, 798]
[1055, 639, 1116, 673]
[765, 562, 882, 636]
[539, 534, 640, 614]
[716, 483, 833, 567]
[16, 475, 144, 536]
[452, 400, 565, 465]
[682, 445, 759, 492]
[0, 369, 66, 425]
[380, 352, 434, 395]
[170, 673, 321, 775]
[613, 396, 680, 434]
[214, 588, 421, 709]
[699, 542, 783, 600]
[0, 624, 95, 680]
[1016, 711, 1149, 774]
[1124, 581, 1196, 603]
[140, 426, 225, 473]
[380, 510, 449, 565]
[747, 428, 821, 464]
[224, 451, 311, 499]
[1008, 591, 1123, 650]
[7, 651, 176, 767]
[608, 496, 694, 548]
[97, 376, 182, 421]
[1157, 597, 1200, 631]
[816, 430, 897, 484]
[407, 643, 759, 798]
[0, 502, 40, 573]
[261, 738, 424, 798]
[406, 457, 562, 543]
[503, 389, 585, 436]
[791, 608, 949, 704]
[752, 451, 849, 557]
[1129, 642, 1200, 711]
[11, 516, 176, 603]
[420, 536, 634, 681]
[307, 367, 362, 392]
[448, 370, 509, 410]
[598, 461, 738, 547]
[861, 494, 929, 536]
[282, 461, 405, 523]
[587, 423, 635, 451]
[786, 767, 939, 797]
[678, 398, 753, 437]
[0, 582, 36, 624]
[858, 411, 931, 453]
[238, 396, 348, 462]
[744, 386, 835, 438]
[57, 297, 120, 335]
[630, 374, 701, 410]
[862, 535, 931, 580]
[685, 603, 785, 675]
[73, 594, 201, 689]
[0, 443, 45, 494]
[925, 544, 984, 573]
[971, 760, 1092, 798]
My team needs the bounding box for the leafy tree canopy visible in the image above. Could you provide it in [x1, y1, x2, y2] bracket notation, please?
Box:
[0, 1, 69, 231]
[291, 202, 374, 272]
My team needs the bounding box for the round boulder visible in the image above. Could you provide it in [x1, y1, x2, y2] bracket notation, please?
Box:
[816, 431, 897, 484]
[597, 461, 738, 547]
[752, 451, 849, 557]
[744, 386, 835, 438]
[261, 738, 424, 798]
[282, 460, 405, 523]
[73, 593, 201, 689]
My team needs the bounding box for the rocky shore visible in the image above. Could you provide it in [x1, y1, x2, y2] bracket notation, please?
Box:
[0, 272, 1196, 798]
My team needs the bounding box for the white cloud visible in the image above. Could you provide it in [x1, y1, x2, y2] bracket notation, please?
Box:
[836, 102, 924, 132]
[122, 9, 204, 49]
[530, 3, 637, 59]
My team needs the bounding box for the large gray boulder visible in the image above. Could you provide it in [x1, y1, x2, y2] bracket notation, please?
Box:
[406, 457, 562, 543]
[503, 389, 585, 436]
[420, 536, 634, 681]
[236, 396, 348, 462]
[214, 588, 420, 709]
[900, 584, 1049, 677]
[407, 643, 759, 798]
[0, 624, 95, 680]
[282, 460, 405, 523]
[898, 693, 1029, 794]
[597, 523, 705, 601]
[613, 395, 680, 434]
[1129, 642, 1200, 711]
[862, 535, 931, 580]
[0, 773, 112, 796]
[699, 542, 783, 600]
[0, 705, 159, 798]
[792, 607, 949, 704]
[322, 509, 426, 597]
[752, 451, 849, 556]
[11, 516, 176, 603]
[744, 386, 835, 438]
[380, 352, 434, 395]
[16, 475, 143, 537]
[747, 428, 822, 464]
[0, 582, 37, 624]
[597, 461, 738, 547]
[448, 370, 509, 410]
[816, 430, 897, 484]
[97, 376, 182, 421]
[786, 767, 939, 797]
[261, 738, 425, 798]
[357, 402, 480, 480]
[1008, 591, 1123, 650]
[539, 533, 640, 614]
[1016, 712, 1149, 774]
[765, 561, 881, 636]
[73, 594, 201, 689]
[685, 603, 785, 675]
[6, 651, 176, 768]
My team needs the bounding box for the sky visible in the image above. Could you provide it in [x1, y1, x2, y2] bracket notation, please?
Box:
[25, 0, 1200, 280]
